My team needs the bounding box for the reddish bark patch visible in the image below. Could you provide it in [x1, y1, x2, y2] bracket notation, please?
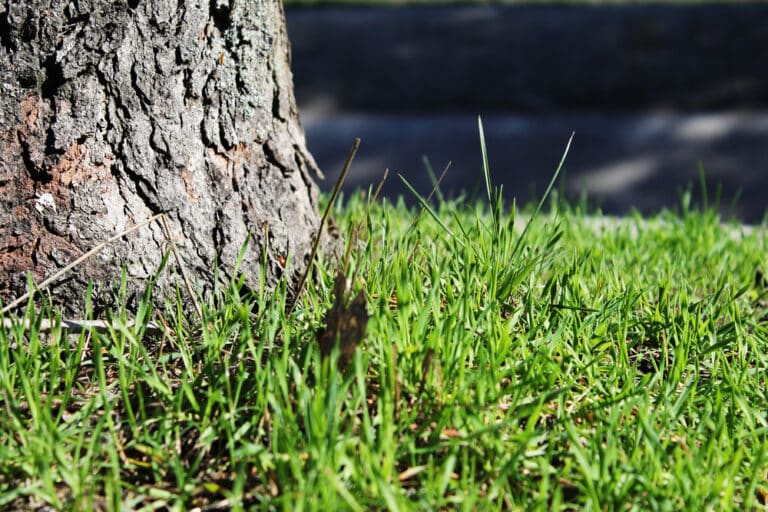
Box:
[0, 101, 105, 305]
[19, 94, 42, 134]
[180, 167, 199, 201]
[54, 140, 89, 187]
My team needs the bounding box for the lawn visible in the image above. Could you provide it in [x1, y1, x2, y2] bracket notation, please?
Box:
[1, 133, 768, 509]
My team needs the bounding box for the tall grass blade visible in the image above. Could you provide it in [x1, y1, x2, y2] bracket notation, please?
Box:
[511, 132, 573, 260]
[399, 174, 463, 248]
[478, 116, 499, 228]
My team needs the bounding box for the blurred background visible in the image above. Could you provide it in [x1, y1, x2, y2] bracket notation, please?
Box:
[285, 1, 768, 222]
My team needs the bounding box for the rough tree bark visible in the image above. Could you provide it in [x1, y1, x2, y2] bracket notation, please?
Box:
[0, 0, 331, 315]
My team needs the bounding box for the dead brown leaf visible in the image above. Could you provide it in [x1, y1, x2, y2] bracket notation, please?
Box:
[316, 271, 369, 370]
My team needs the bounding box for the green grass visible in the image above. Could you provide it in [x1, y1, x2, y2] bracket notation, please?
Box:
[2, 145, 768, 509]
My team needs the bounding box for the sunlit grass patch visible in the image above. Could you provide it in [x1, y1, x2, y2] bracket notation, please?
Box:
[2, 141, 768, 509]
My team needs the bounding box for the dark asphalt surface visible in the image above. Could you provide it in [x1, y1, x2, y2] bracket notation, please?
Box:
[287, 6, 768, 222]
[302, 111, 768, 222]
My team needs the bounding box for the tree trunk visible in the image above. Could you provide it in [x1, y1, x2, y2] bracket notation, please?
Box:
[0, 0, 330, 315]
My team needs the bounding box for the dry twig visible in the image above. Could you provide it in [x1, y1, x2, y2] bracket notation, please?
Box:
[286, 138, 360, 318]
[160, 213, 202, 321]
[2, 211, 200, 332]
[2, 213, 165, 314]
[1, 317, 164, 336]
